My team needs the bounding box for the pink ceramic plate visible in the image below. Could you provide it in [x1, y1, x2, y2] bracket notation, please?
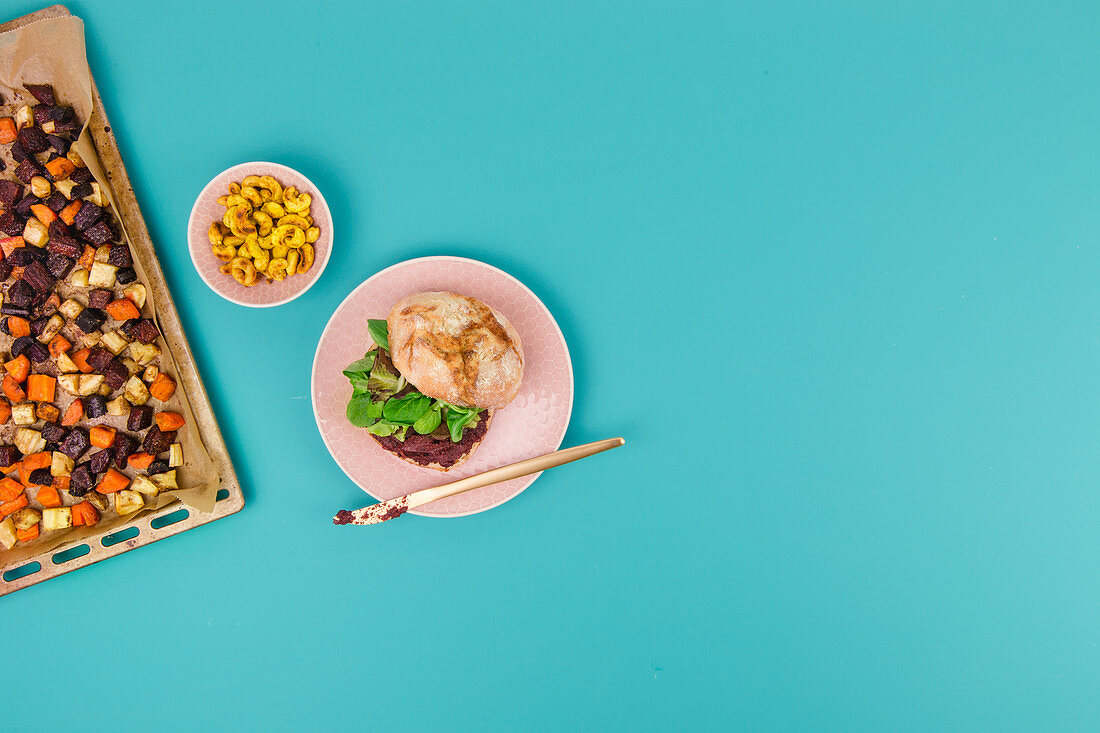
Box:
[187, 162, 333, 307]
[312, 256, 574, 517]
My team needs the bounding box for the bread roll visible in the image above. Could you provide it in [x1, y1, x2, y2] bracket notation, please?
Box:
[387, 291, 524, 409]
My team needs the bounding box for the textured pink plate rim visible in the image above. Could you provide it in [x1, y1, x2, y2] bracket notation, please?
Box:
[311, 256, 574, 518]
[187, 161, 333, 308]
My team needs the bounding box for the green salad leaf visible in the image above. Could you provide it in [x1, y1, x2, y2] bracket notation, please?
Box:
[413, 403, 443, 435]
[346, 393, 384, 427]
[443, 403, 482, 442]
[368, 319, 390, 351]
[342, 329, 487, 444]
[365, 421, 407, 439]
[382, 394, 432, 425]
[342, 352, 377, 381]
[366, 358, 406, 400]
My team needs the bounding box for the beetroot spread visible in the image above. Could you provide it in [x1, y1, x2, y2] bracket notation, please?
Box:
[372, 413, 490, 468]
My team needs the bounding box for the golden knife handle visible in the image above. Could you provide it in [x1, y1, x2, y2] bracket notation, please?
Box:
[406, 437, 626, 509]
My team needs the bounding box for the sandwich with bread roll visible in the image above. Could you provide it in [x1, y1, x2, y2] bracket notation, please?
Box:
[341, 291, 524, 470]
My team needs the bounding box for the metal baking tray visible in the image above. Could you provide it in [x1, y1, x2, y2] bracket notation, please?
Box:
[0, 4, 244, 595]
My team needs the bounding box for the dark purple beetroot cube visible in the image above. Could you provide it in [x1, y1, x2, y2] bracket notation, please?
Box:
[24, 84, 56, 105]
[0, 262, 12, 281]
[24, 341, 48, 364]
[85, 347, 112, 372]
[131, 319, 160, 344]
[0, 181, 22, 207]
[9, 336, 33, 358]
[46, 253, 74, 279]
[13, 194, 36, 216]
[29, 315, 49, 337]
[81, 221, 113, 246]
[9, 140, 28, 163]
[60, 427, 89, 460]
[74, 308, 107, 334]
[46, 235, 81, 260]
[84, 395, 107, 419]
[107, 243, 132, 268]
[147, 459, 169, 476]
[70, 168, 92, 185]
[142, 425, 176, 455]
[70, 182, 92, 200]
[0, 445, 20, 468]
[41, 423, 68, 443]
[22, 260, 55, 293]
[46, 134, 69, 156]
[115, 267, 137, 285]
[28, 468, 53, 487]
[16, 126, 49, 154]
[88, 449, 112, 474]
[72, 201, 102, 232]
[45, 191, 68, 212]
[112, 433, 138, 469]
[0, 305, 30, 318]
[5, 279, 34, 308]
[15, 159, 43, 184]
[48, 219, 70, 238]
[33, 106, 54, 126]
[7, 248, 39, 267]
[88, 289, 111, 309]
[0, 211, 24, 237]
[127, 404, 153, 431]
[103, 358, 129, 390]
[68, 463, 94, 496]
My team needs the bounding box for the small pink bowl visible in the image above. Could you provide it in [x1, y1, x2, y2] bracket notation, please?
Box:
[187, 162, 333, 307]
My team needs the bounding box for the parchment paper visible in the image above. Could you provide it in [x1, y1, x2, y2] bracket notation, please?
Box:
[0, 15, 221, 563]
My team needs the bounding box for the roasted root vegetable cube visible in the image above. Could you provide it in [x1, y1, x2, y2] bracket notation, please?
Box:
[30, 176, 51, 198]
[57, 351, 79, 373]
[130, 475, 159, 496]
[151, 469, 178, 490]
[87, 261, 117, 288]
[106, 396, 128, 416]
[142, 365, 159, 384]
[83, 491, 107, 512]
[54, 178, 76, 199]
[22, 217, 49, 247]
[128, 341, 160, 366]
[36, 314, 63, 343]
[73, 307, 106, 333]
[58, 298, 84, 320]
[103, 359, 128, 390]
[12, 506, 41, 531]
[114, 490, 143, 515]
[100, 330, 129, 355]
[14, 428, 45, 455]
[168, 443, 183, 468]
[88, 183, 105, 208]
[51, 451, 74, 477]
[56, 374, 79, 395]
[92, 246, 111, 265]
[76, 374, 104, 396]
[120, 357, 140, 376]
[41, 506, 72, 531]
[10, 402, 35, 426]
[68, 268, 89, 288]
[35, 403, 59, 423]
[0, 516, 16, 549]
[127, 404, 152, 431]
[124, 376, 150, 405]
[123, 283, 147, 310]
[14, 106, 33, 129]
[59, 428, 88, 460]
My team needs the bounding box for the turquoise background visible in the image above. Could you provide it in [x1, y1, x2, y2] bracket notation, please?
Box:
[5, 0, 1100, 729]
